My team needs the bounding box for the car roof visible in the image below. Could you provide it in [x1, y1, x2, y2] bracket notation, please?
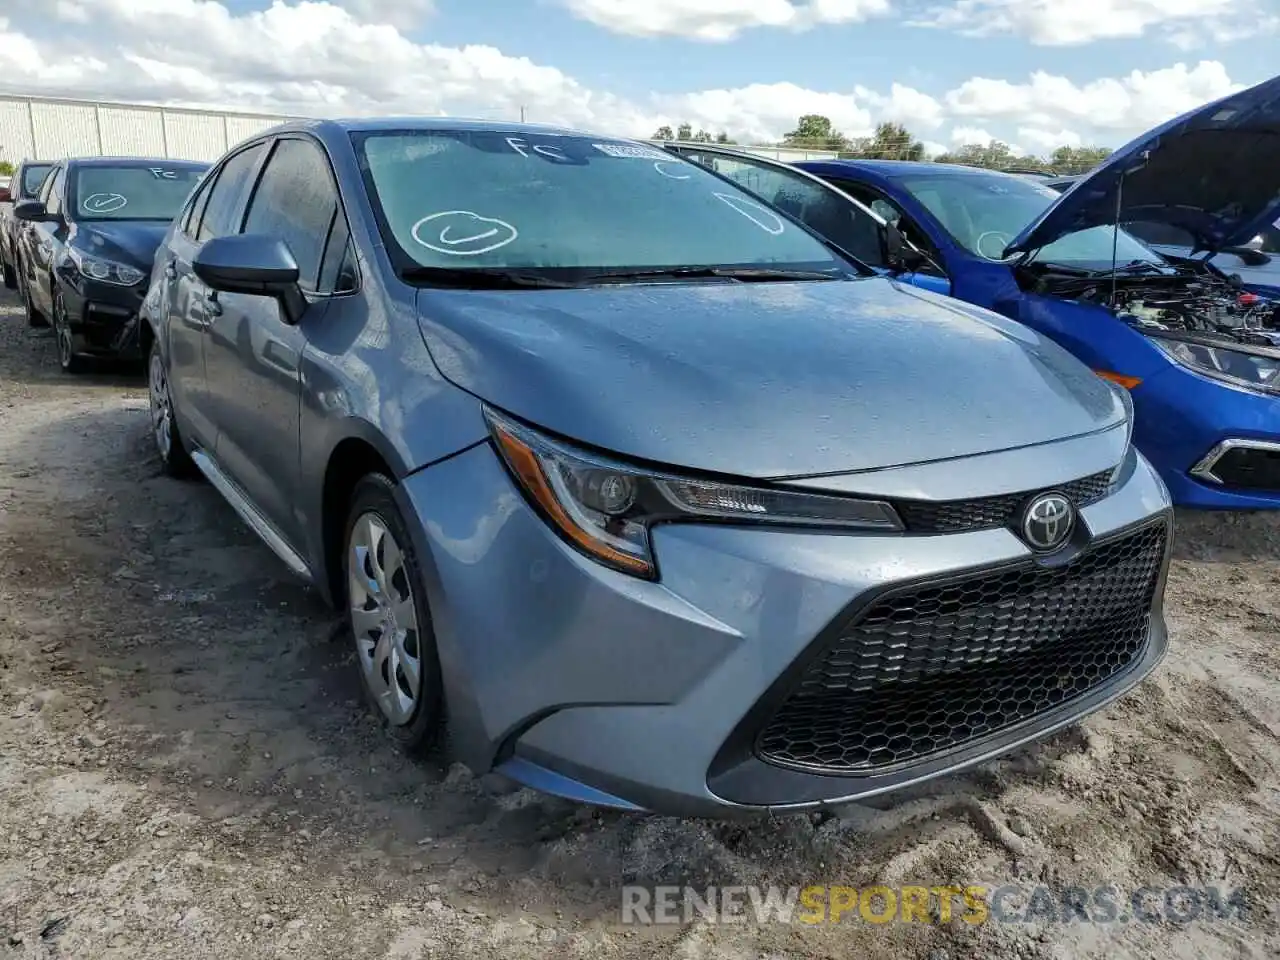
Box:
[253, 116, 601, 140]
[800, 158, 1029, 181]
[66, 156, 210, 167]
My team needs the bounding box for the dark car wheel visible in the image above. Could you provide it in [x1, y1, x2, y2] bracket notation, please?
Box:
[343, 474, 445, 755]
[51, 287, 87, 374]
[17, 262, 48, 329]
[1, 255, 15, 290]
[148, 339, 197, 478]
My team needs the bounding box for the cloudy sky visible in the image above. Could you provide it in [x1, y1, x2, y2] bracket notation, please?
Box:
[0, 0, 1273, 156]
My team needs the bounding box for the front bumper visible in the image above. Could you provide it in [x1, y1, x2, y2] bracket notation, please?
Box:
[59, 273, 146, 360]
[396, 438, 1173, 818]
[1131, 361, 1280, 509]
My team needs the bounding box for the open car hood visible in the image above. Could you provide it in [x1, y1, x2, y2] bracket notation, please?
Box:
[1005, 74, 1280, 258]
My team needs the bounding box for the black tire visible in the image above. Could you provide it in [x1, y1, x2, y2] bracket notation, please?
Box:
[17, 261, 47, 328]
[1, 255, 15, 290]
[51, 287, 88, 374]
[342, 473, 445, 755]
[147, 338, 197, 479]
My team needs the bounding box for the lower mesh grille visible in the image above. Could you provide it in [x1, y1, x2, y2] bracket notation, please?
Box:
[756, 520, 1167, 774]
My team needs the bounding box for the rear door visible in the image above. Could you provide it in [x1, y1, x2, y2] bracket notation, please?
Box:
[162, 142, 267, 449]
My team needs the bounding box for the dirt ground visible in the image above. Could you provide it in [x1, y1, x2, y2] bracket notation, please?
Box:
[0, 288, 1277, 960]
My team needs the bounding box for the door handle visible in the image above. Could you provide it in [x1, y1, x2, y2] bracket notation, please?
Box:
[164, 261, 177, 280]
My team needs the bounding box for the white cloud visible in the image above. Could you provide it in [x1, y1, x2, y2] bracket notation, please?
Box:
[0, 1, 1254, 161]
[910, 0, 1249, 46]
[333, 0, 434, 30]
[950, 126, 997, 144]
[1018, 126, 1083, 150]
[944, 61, 1241, 141]
[558, 0, 889, 41]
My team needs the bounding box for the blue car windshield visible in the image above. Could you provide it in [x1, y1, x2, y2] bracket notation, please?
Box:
[354, 130, 851, 275]
[895, 172, 1164, 267]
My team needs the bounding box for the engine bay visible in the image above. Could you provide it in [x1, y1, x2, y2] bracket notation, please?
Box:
[1022, 261, 1280, 350]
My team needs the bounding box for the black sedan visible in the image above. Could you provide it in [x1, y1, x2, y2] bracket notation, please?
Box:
[12, 156, 209, 372]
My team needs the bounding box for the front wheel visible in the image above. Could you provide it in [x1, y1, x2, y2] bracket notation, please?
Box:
[343, 474, 445, 754]
[52, 287, 87, 374]
[148, 338, 196, 478]
[1, 254, 15, 290]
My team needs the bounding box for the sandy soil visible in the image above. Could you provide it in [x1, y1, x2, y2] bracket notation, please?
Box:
[0, 289, 1277, 959]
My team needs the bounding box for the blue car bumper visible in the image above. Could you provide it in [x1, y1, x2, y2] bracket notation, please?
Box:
[1131, 361, 1280, 508]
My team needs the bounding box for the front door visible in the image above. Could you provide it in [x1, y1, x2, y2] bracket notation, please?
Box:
[201, 136, 349, 549]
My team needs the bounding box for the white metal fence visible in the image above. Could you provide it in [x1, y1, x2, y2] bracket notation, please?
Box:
[0, 94, 846, 168]
[0, 95, 301, 165]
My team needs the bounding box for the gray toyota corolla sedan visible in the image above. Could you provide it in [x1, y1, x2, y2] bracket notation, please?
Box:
[141, 118, 1174, 817]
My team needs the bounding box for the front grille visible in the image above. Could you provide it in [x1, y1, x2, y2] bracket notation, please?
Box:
[756, 520, 1167, 774]
[895, 470, 1113, 534]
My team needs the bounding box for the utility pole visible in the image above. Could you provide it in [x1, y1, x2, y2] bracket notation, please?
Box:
[520, 106, 526, 123]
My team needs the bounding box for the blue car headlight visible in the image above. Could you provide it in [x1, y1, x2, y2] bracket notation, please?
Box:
[1150, 335, 1280, 395]
[485, 407, 904, 579]
[67, 247, 146, 287]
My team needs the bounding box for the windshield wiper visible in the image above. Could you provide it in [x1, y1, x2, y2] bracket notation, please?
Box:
[584, 266, 843, 284]
[399, 266, 580, 289]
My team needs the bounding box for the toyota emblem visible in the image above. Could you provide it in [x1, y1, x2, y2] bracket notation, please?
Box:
[1021, 493, 1074, 551]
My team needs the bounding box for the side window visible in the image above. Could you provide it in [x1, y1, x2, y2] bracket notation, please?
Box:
[181, 169, 217, 237]
[316, 210, 358, 294]
[826, 177, 946, 276]
[241, 138, 345, 294]
[677, 149, 887, 267]
[43, 168, 65, 216]
[197, 142, 266, 243]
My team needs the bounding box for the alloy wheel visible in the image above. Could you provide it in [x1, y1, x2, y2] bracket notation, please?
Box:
[348, 512, 423, 726]
[53, 291, 74, 369]
[149, 349, 172, 461]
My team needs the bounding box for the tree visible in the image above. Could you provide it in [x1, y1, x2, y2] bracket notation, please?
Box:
[650, 123, 735, 144]
[848, 122, 925, 161]
[1049, 145, 1111, 173]
[0, 160, 13, 176]
[784, 114, 849, 151]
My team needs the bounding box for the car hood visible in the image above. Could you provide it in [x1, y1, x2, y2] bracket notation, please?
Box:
[415, 278, 1124, 479]
[71, 221, 169, 268]
[1005, 74, 1280, 258]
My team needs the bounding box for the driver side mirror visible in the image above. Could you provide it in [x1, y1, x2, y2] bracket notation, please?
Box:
[12, 199, 59, 223]
[882, 223, 928, 274]
[193, 234, 308, 325]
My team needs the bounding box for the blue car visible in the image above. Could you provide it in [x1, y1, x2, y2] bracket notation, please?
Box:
[665, 74, 1280, 509]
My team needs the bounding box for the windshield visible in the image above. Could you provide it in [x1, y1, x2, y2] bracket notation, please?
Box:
[20, 164, 53, 199]
[354, 129, 850, 278]
[895, 171, 1163, 268]
[70, 164, 207, 221]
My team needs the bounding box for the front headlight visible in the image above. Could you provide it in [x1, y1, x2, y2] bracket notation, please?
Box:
[1150, 336, 1280, 395]
[485, 408, 903, 580]
[67, 247, 146, 286]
